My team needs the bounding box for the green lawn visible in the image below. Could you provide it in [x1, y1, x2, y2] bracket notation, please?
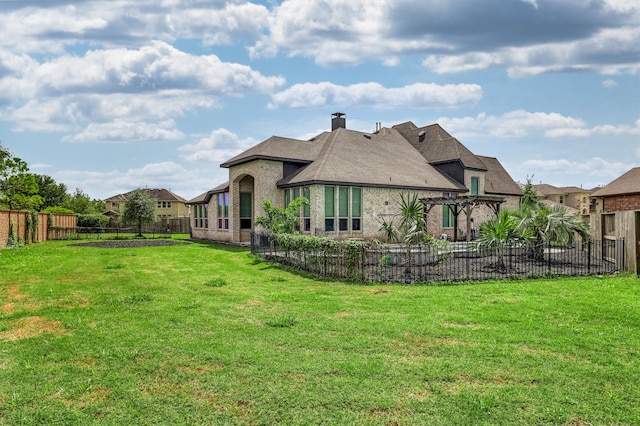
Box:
[0, 239, 638, 425]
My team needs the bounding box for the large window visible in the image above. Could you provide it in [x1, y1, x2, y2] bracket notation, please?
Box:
[284, 186, 312, 232]
[240, 192, 252, 229]
[324, 185, 362, 232]
[325, 186, 335, 231]
[351, 187, 361, 231]
[194, 204, 208, 228]
[302, 187, 311, 231]
[217, 192, 229, 229]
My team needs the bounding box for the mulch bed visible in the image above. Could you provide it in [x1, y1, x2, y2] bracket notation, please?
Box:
[70, 240, 191, 248]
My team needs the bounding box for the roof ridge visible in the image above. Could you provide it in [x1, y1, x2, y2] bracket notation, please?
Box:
[307, 129, 341, 181]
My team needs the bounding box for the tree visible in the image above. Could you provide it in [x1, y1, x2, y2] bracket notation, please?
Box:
[256, 197, 309, 234]
[0, 143, 28, 180]
[122, 189, 157, 237]
[35, 174, 68, 210]
[521, 175, 542, 211]
[0, 143, 40, 210]
[0, 173, 43, 210]
[63, 188, 105, 214]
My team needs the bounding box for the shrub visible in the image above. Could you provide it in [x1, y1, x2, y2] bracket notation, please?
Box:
[77, 214, 109, 228]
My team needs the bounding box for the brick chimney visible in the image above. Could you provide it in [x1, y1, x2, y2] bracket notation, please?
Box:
[331, 112, 346, 131]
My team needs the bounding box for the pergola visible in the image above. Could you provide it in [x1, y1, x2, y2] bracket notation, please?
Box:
[419, 195, 506, 242]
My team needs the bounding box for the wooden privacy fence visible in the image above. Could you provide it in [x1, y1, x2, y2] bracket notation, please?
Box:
[107, 216, 191, 234]
[0, 210, 77, 249]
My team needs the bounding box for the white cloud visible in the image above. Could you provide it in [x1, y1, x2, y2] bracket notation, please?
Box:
[19, 41, 284, 98]
[545, 119, 640, 138]
[437, 110, 586, 139]
[170, 2, 270, 45]
[62, 120, 185, 143]
[423, 26, 640, 77]
[2, 41, 284, 141]
[518, 157, 636, 187]
[268, 82, 482, 109]
[54, 161, 212, 200]
[249, 0, 640, 75]
[178, 129, 258, 162]
[602, 79, 618, 88]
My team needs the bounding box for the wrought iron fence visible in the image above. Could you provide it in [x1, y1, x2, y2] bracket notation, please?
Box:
[251, 232, 625, 284]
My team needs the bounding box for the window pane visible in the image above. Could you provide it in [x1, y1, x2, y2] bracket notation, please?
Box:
[471, 177, 479, 196]
[293, 188, 300, 199]
[443, 205, 453, 227]
[284, 189, 290, 207]
[351, 187, 361, 217]
[218, 194, 223, 216]
[325, 218, 334, 231]
[325, 186, 334, 217]
[339, 218, 348, 231]
[339, 187, 348, 217]
[240, 193, 252, 218]
[224, 193, 229, 217]
[352, 218, 361, 231]
[303, 187, 310, 217]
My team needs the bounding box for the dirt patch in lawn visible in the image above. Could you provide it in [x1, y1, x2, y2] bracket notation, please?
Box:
[1, 284, 41, 315]
[70, 240, 191, 248]
[0, 316, 69, 341]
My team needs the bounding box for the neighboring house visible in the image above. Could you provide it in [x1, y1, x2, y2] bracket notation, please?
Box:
[105, 188, 190, 218]
[189, 113, 522, 244]
[589, 167, 640, 275]
[533, 184, 594, 216]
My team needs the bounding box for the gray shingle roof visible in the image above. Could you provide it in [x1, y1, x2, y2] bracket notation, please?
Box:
[220, 136, 322, 168]
[590, 167, 640, 197]
[104, 188, 187, 202]
[187, 182, 229, 204]
[477, 156, 523, 196]
[393, 122, 488, 170]
[279, 127, 464, 191]
[214, 120, 519, 196]
[533, 183, 563, 196]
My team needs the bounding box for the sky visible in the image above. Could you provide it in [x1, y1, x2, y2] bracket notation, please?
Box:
[0, 0, 638, 202]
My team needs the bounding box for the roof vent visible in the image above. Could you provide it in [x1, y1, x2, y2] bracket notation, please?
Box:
[331, 112, 346, 131]
[418, 130, 426, 142]
[363, 133, 372, 139]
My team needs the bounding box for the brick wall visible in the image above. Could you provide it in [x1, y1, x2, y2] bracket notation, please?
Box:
[0, 211, 77, 249]
[602, 194, 640, 212]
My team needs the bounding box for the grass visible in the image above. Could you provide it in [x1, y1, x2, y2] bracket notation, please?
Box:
[0, 239, 638, 425]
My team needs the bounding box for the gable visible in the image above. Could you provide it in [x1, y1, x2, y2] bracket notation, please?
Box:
[591, 167, 640, 197]
[279, 127, 464, 191]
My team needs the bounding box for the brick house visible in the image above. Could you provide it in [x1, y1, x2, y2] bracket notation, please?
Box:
[533, 184, 594, 216]
[189, 113, 522, 244]
[589, 167, 640, 275]
[105, 188, 190, 219]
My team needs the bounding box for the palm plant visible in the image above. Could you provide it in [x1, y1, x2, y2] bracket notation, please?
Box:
[477, 209, 532, 270]
[514, 205, 590, 261]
